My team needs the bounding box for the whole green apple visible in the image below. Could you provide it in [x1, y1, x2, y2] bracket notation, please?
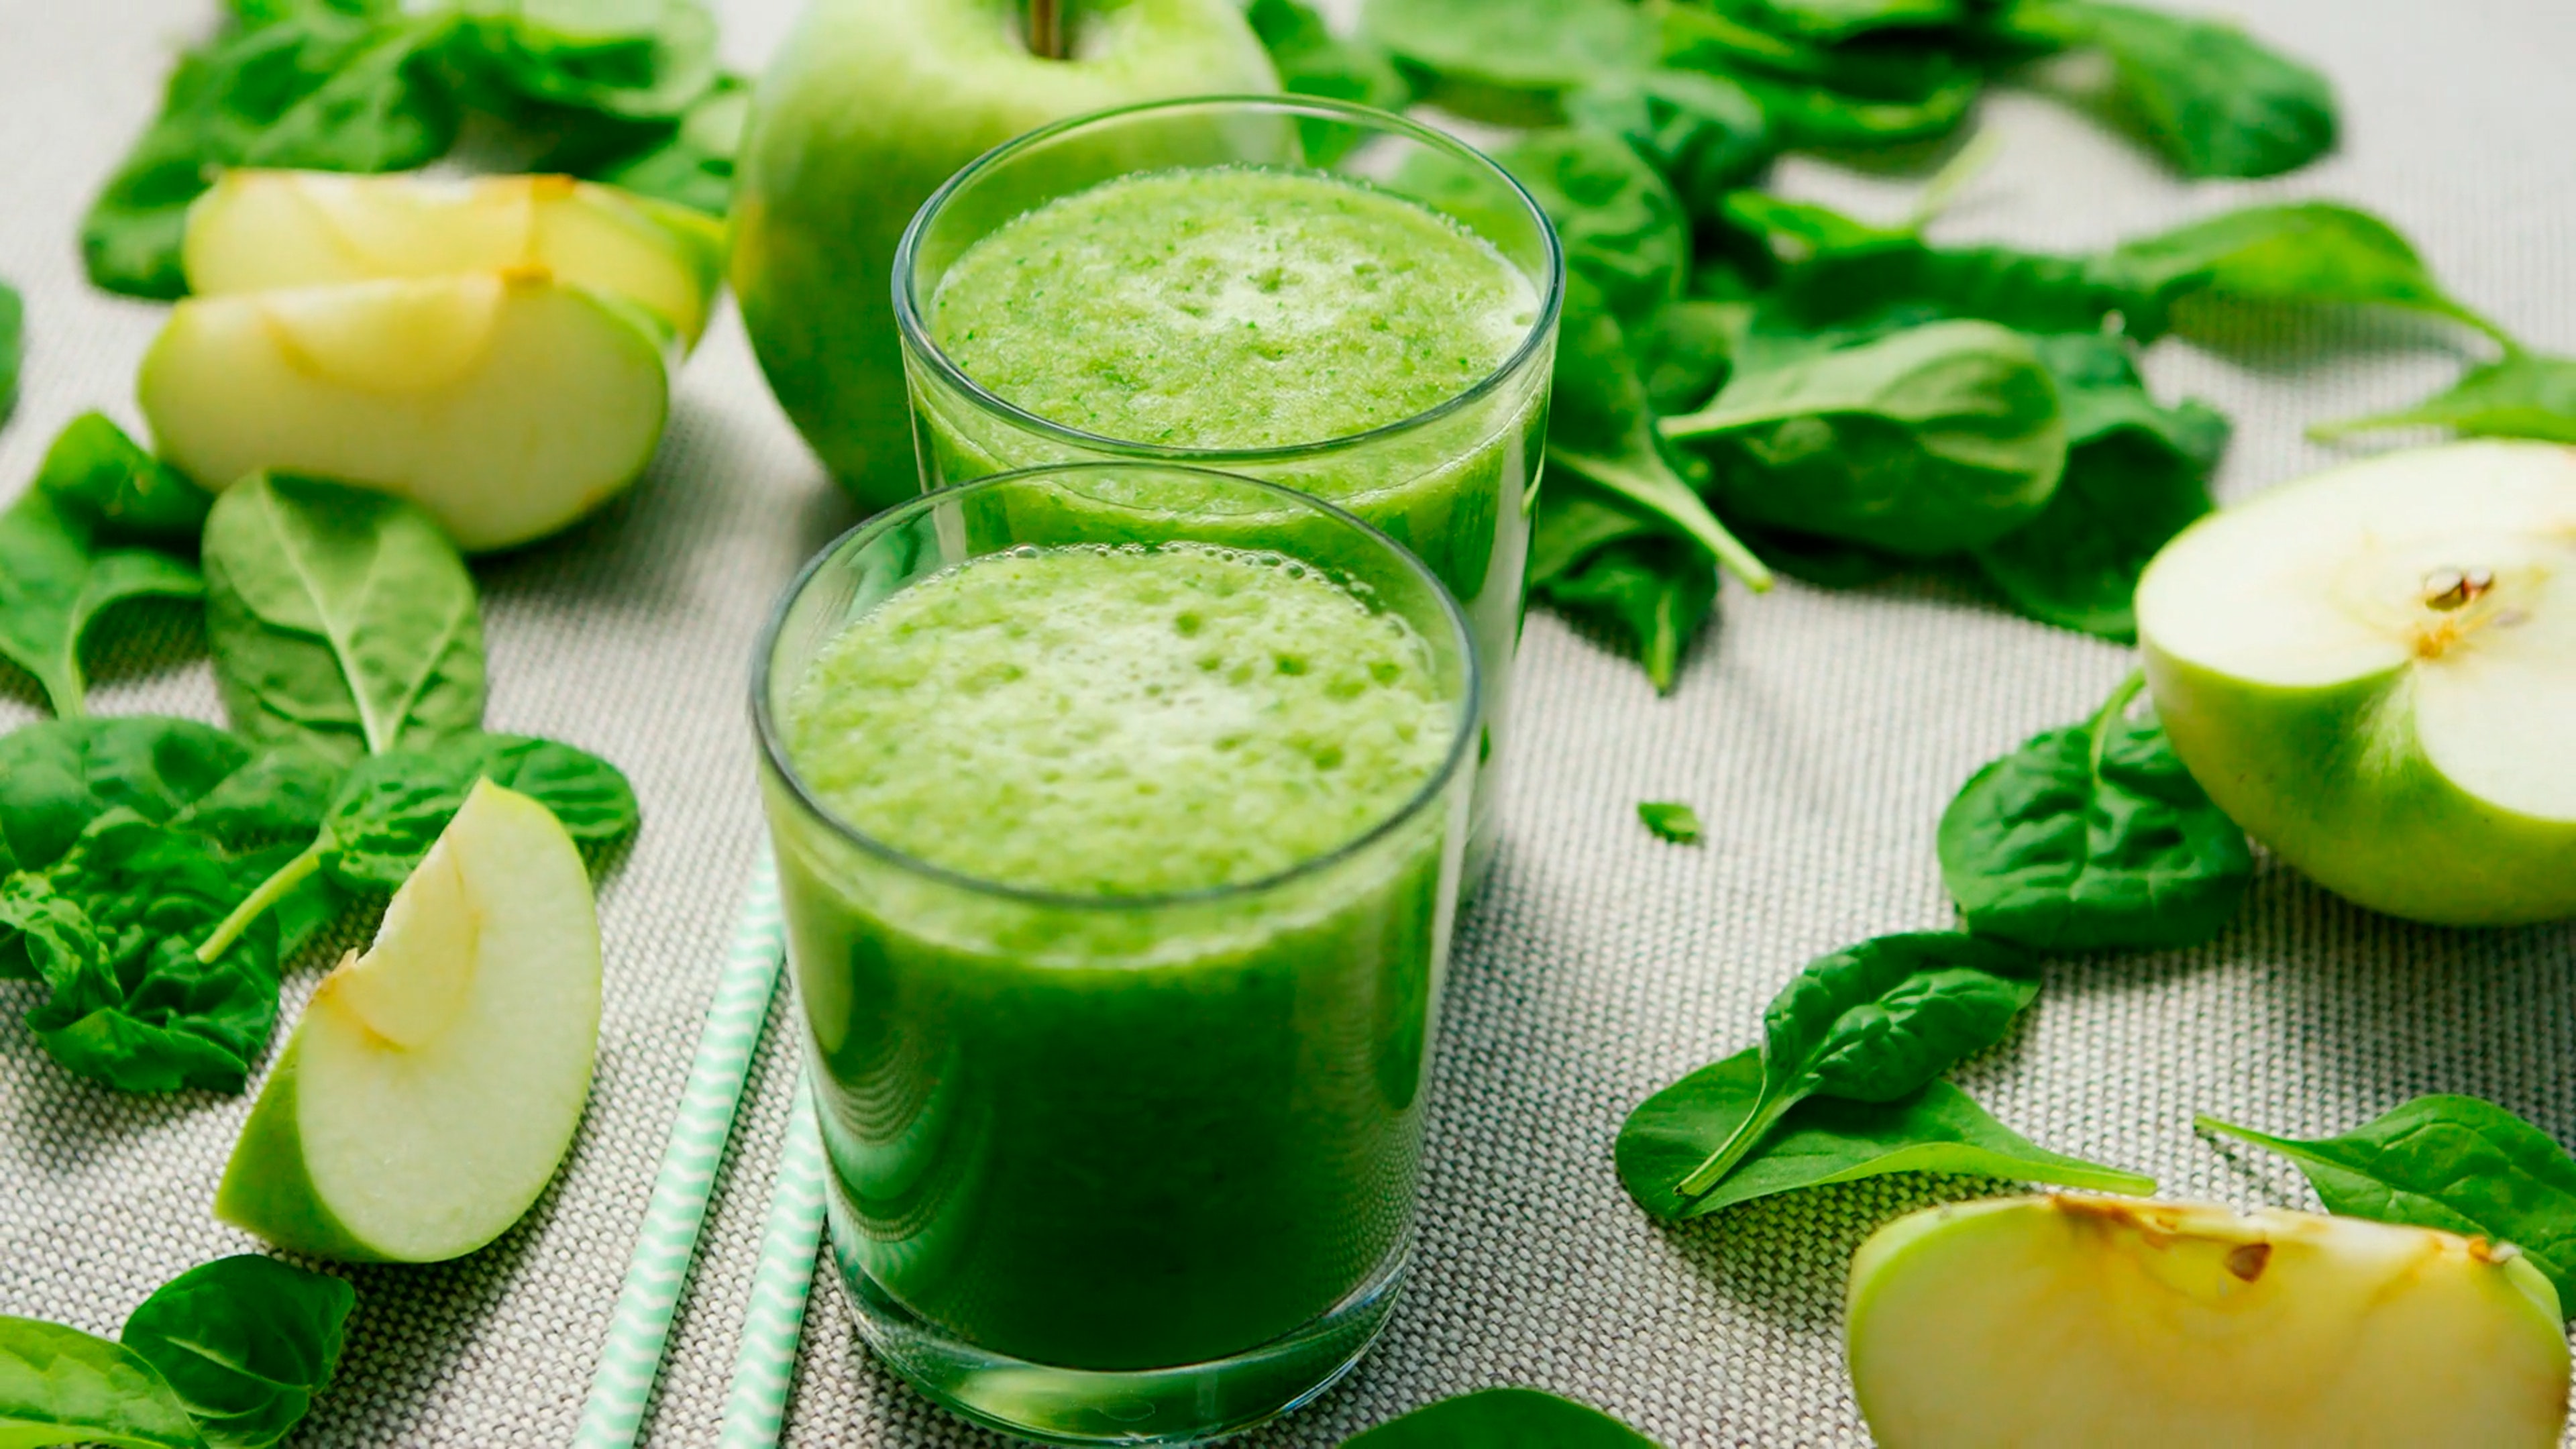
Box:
[2135, 440, 2576, 926]
[730, 0, 1279, 512]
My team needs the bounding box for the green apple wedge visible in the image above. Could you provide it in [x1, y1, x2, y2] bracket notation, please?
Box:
[216, 780, 601, 1264]
[729, 0, 1278, 513]
[139, 268, 670, 552]
[2135, 441, 2576, 925]
[183, 170, 727, 352]
[1845, 1195, 2571, 1448]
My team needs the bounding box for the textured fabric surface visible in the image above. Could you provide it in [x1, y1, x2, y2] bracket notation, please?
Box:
[3, 1, 2575, 1445]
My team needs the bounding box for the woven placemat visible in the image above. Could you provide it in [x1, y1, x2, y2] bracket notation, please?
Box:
[1, 1, 2571, 1444]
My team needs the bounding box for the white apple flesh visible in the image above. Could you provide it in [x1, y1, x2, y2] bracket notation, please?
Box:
[2135, 441, 2576, 924]
[215, 780, 602, 1264]
[184, 170, 727, 350]
[139, 269, 670, 552]
[1846, 1195, 2570, 1448]
[729, 0, 1278, 512]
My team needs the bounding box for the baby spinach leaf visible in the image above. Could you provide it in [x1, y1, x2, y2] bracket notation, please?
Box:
[0, 486, 205, 722]
[1748, 239, 2140, 354]
[1971, 334, 2228, 640]
[1250, 0, 1412, 159]
[577, 74, 748, 216]
[1732, 0, 1972, 44]
[121, 1256, 354, 1449]
[165, 747, 344, 849]
[0, 719, 254, 876]
[1621, 1047, 2154, 1220]
[0, 812, 335, 1093]
[1718, 190, 1901, 268]
[2095, 202, 2498, 343]
[318, 731, 640, 890]
[441, 0, 720, 123]
[2200, 1097, 2576, 1314]
[1497, 129, 1690, 327]
[1550, 280, 1771, 590]
[1342, 1388, 1663, 1448]
[1733, 521, 1906, 588]
[203, 474, 485, 765]
[1939, 672, 2251, 951]
[84, 7, 460, 299]
[1638, 801, 1705, 845]
[1732, 69, 1980, 151]
[2051, 2, 2333, 180]
[2311, 350, 2576, 445]
[1630, 299, 1743, 415]
[1664, 319, 2069, 558]
[1675, 931, 2039, 1198]
[1564, 69, 1774, 216]
[1530, 486, 1717, 693]
[0, 1318, 206, 1449]
[32, 415, 212, 549]
[1362, 0, 1652, 123]
[0, 281, 19, 422]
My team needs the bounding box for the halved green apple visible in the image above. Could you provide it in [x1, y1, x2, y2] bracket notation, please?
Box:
[1846, 1195, 2570, 1448]
[139, 268, 669, 551]
[2135, 441, 2576, 924]
[215, 780, 602, 1263]
[185, 170, 724, 350]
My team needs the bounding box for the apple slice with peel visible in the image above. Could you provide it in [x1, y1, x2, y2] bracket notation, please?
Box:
[1846, 1195, 2570, 1448]
[139, 268, 669, 552]
[2135, 440, 2576, 924]
[184, 170, 724, 350]
[215, 780, 601, 1263]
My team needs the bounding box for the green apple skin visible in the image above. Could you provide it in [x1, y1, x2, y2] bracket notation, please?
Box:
[729, 0, 1279, 513]
[214, 1044, 389, 1263]
[2143, 645, 2576, 926]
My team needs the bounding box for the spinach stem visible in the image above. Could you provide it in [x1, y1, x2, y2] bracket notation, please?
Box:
[1676, 1089, 1798, 1199]
[2086, 668, 2147, 777]
[1549, 445, 1776, 592]
[1902, 131, 2004, 234]
[197, 843, 323, 965]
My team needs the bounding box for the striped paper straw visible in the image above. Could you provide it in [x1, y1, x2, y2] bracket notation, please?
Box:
[717, 1073, 830, 1448]
[575, 853, 790, 1449]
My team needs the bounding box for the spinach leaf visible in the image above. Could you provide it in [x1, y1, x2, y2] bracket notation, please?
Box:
[1630, 299, 1743, 415]
[203, 474, 485, 765]
[441, 0, 720, 124]
[0, 1318, 205, 1449]
[1638, 801, 1705, 845]
[2051, 2, 2334, 180]
[1497, 129, 1690, 327]
[1664, 319, 2069, 558]
[1250, 0, 1412, 160]
[1361, 0, 1651, 124]
[2095, 202, 2499, 343]
[1939, 672, 2251, 951]
[578, 74, 747, 216]
[1747, 238, 2140, 353]
[0, 281, 18, 423]
[1530, 486, 1717, 693]
[121, 1257, 354, 1449]
[1674, 932, 2039, 1198]
[1564, 69, 1773, 217]
[1550, 279, 1770, 590]
[32, 415, 212, 549]
[1620, 1047, 2153, 1219]
[1733, 521, 1906, 588]
[0, 456, 206, 720]
[2311, 350, 2576, 445]
[84, 8, 459, 299]
[166, 747, 344, 849]
[2200, 1097, 2576, 1315]
[1717, 190, 1902, 272]
[0, 719, 254, 875]
[0, 812, 335, 1093]
[1342, 1388, 1662, 1448]
[318, 731, 640, 890]
[1733, 70, 1980, 151]
[1971, 334, 2228, 640]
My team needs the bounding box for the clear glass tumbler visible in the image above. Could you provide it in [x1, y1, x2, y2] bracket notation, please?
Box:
[892, 95, 1562, 890]
[753, 464, 1479, 1444]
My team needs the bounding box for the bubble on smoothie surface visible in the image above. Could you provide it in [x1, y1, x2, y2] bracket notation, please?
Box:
[785, 543, 1458, 897]
[928, 166, 1539, 451]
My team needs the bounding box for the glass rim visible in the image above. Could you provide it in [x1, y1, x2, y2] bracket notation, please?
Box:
[750, 462, 1483, 912]
[890, 92, 1567, 466]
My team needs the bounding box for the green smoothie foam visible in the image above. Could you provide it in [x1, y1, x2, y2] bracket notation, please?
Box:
[928, 165, 1538, 459]
[785, 541, 1455, 896]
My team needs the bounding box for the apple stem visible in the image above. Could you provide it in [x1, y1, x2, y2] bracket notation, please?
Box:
[198, 843, 323, 965]
[1028, 0, 1065, 59]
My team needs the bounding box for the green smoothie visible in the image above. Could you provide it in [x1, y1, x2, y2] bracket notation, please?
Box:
[771, 538, 1463, 1371]
[909, 164, 1554, 882]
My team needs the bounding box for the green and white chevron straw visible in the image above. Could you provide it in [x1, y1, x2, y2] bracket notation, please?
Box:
[575, 853, 789, 1449]
[718, 1074, 830, 1448]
